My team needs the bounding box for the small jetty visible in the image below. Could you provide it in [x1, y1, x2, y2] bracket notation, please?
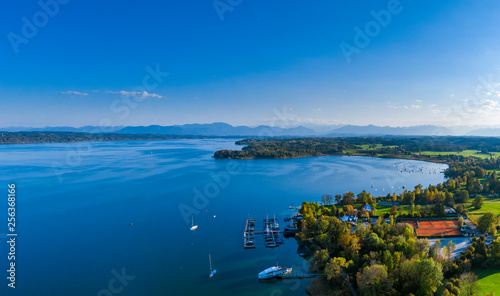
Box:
[244, 219, 256, 249]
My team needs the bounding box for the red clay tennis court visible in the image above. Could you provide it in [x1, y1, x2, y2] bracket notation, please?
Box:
[402, 220, 461, 237]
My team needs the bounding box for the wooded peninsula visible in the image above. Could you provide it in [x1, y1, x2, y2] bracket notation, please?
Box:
[214, 136, 500, 160]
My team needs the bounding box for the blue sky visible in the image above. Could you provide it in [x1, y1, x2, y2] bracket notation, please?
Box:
[1, 0, 500, 128]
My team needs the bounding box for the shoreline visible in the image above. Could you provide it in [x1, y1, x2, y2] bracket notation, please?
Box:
[215, 152, 451, 165]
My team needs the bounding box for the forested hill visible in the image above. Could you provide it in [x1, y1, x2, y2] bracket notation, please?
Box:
[0, 132, 212, 144]
[213, 137, 500, 160]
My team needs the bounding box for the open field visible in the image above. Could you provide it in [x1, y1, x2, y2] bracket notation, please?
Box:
[375, 205, 412, 216]
[375, 205, 393, 215]
[474, 269, 500, 295]
[461, 197, 500, 217]
[420, 150, 500, 159]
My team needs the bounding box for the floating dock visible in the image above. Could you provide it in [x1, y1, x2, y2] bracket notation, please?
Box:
[244, 219, 256, 249]
[244, 217, 285, 249]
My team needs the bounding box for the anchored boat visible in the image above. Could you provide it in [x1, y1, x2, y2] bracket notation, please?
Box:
[190, 216, 198, 231]
[209, 254, 217, 278]
[258, 266, 292, 280]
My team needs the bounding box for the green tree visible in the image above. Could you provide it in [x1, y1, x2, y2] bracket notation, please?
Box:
[488, 171, 499, 192]
[390, 205, 398, 216]
[472, 195, 484, 210]
[342, 191, 355, 205]
[339, 233, 360, 258]
[415, 238, 430, 258]
[409, 203, 415, 216]
[478, 212, 496, 233]
[428, 239, 441, 261]
[357, 264, 393, 296]
[365, 232, 384, 251]
[444, 240, 456, 261]
[459, 272, 480, 296]
[335, 194, 342, 204]
[325, 257, 347, 285]
[394, 258, 443, 296]
[309, 249, 330, 273]
[456, 190, 470, 203]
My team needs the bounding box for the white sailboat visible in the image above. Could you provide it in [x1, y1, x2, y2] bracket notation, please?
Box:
[209, 254, 217, 278]
[190, 216, 198, 231]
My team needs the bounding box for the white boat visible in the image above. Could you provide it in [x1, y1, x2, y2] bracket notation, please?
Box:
[190, 216, 198, 231]
[264, 224, 273, 242]
[209, 254, 217, 278]
[258, 266, 292, 279]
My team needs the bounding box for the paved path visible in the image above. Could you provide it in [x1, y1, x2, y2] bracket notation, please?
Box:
[428, 237, 471, 259]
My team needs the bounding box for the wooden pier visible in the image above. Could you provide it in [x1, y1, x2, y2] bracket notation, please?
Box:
[244, 218, 284, 249]
[244, 219, 256, 249]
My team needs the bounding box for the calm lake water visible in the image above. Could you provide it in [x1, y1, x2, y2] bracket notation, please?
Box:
[0, 139, 448, 296]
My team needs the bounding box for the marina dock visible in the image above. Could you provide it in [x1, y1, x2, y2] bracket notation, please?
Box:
[244, 219, 256, 249]
[244, 217, 285, 248]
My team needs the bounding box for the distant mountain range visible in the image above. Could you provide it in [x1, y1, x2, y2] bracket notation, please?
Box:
[465, 128, 500, 137]
[2, 123, 500, 137]
[1, 126, 124, 133]
[118, 122, 316, 136]
[326, 125, 455, 136]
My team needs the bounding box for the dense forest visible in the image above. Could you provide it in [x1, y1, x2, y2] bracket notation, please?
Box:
[299, 200, 497, 296]
[213, 137, 500, 159]
[0, 131, 216, 144]
[297, 155, 500, 295]
[280, 139, 500, 295]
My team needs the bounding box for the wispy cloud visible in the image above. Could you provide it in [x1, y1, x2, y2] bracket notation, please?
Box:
[106, 90, 163, 99]
[61, 91, 88, 96]
[387, 101, 422, 110]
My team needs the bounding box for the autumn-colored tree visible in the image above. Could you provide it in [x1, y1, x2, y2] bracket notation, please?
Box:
[357, 264, 393, 296]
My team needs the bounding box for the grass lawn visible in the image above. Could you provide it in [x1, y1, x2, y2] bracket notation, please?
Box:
[462, 197, 500, 217]
[420, 150, 500, 159]
[474, 269, 500, 295]
[374, 205, 412, 216]
[376, 205, 393, 215]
